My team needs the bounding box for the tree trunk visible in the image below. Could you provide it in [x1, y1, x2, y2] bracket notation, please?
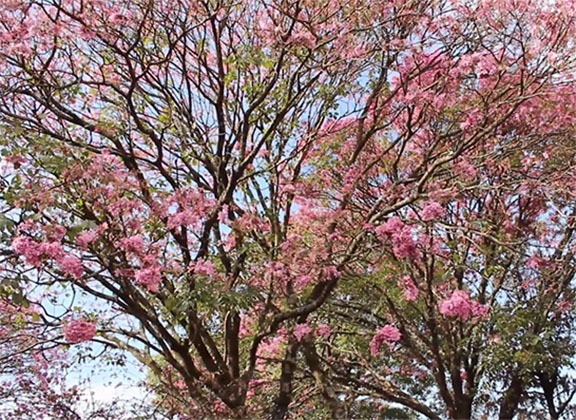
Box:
[271, 340, 299, 420]
[499, 374, 524, 420]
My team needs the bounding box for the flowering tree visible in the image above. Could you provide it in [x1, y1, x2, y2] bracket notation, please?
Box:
[1, 0, 576, 418]
[318, 143, 576, 418]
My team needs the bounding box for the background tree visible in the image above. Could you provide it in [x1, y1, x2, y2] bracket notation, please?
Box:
[1, 0, 576, 418]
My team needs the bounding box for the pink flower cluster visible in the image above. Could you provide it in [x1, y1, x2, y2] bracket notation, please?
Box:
[370, 324, 401, 356]
[257, 334, 286, 370]
[420, 201, 445, 221]
[453, 159, 477, 179]
[293, 323, 312, 341]
[438, 290, 488, 320]
[12, 236, 51, 265]
[63, 319, 96, 343]
[76, 230, 97, 247]
[117, 235, 144, 253]
[526, 255, 548, 268]
[12, 236, 84, 279]
[135, 266, 162, 292]
[316, 323, 331, 338]
[398, 275, 419, 301]
[167, 210, 200, 229]
[376, 216, 404, 236]
[191, 259, 216, 276]
[375, 217, 421, 259]
[76, 223, 107, 248]
[58, 255, 84, 279]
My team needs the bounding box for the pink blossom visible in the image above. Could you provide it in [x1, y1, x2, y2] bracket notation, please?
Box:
[107, 198, 140, 217]
[375, 218, 421, 259]
[293, 323, 312, 341]
[218, 204, 229, 223]
[117, 235, 144, 253]
[39, 242, 63, 259]
[294, 273, 313, 288]
[526, 255, 547, 268]
[453, 160, 477, 179]
[257, 333, 287, 370]
[420, 201, 445, 221]
[521, 279, 535, 290]
[193, 259, 216, 276]
[135, 266, 162, 292]
[18, 219, 39, 233]
[438, 290, 488, 320]
[316, 324, 331, 338]
[370, 325, 401, 356]
[63, 319, 96, 343]
[290, 29, 316, 49]
[391, 229, 421, 259]
[322, 265, 340, 279]
[375, 216, 405, 237]
[239, 316, 255, 338]
[76, 230, 97, 247]
[398, 275, 419, 301]
[11, 236, 42, 265]
[109, 12, 127, 24]
[263, 261, 288, 284]
[58, 255, 84, 279]
[167, 210, 200, 229]
[173, 379, 186, 390]
[45, 225, 66, 241]
[557, 299, 572, 313]
[5, 154, 27, 165]
[459, 108, 482, 131]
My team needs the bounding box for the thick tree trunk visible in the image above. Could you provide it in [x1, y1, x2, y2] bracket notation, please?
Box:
[271, 340, 299, 420]
[499, 374, 524, 420]
[451, 395, 473, 420]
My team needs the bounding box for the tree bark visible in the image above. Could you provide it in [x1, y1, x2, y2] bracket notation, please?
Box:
[301, 336, 347, 419]
[499, 374, 524, 420]
[271, 339, 300, 420]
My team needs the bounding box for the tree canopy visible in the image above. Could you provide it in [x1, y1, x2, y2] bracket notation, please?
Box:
[1, 0, 576, 418]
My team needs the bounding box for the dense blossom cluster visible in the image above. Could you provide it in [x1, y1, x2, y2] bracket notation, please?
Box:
[12, 236, 84, 279]
[375, 217, 421, 259]
[315, 323, 331, 338]
[134, 266, 162, 293]
[293, 324, 313, 342]
[438, 290, 488, 320]
[398, 275, 419, 301]
[370, 325, 402, 356]
[62, 320, 96, 344]
[420, 201, 445, 221]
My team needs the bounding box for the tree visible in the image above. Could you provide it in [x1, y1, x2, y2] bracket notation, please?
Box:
[1, 0, 576, 418]
[320, 142, 576, 419]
